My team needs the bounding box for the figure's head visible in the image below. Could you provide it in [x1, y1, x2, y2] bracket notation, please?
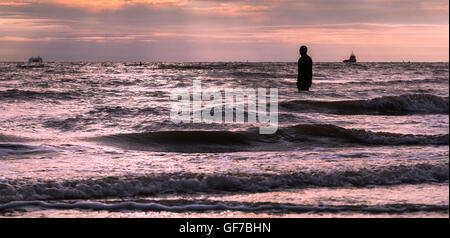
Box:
[299, 45, 308, 56]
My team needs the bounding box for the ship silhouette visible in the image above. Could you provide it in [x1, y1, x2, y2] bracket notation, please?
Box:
[343, 52, 356, 63]
[28, 56, 43, 63]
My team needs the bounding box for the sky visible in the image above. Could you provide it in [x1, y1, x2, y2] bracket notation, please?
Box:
[0, 0, 448, 62]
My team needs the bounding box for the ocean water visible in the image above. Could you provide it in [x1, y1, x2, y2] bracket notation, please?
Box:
[0, 62, 448, 218]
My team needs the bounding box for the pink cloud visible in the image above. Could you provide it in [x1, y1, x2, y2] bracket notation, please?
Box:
[0, 0, 187, 11]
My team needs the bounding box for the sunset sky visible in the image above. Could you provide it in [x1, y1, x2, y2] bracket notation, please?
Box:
[0, 0, 448, 62]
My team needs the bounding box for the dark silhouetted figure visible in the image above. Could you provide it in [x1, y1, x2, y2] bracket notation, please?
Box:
[297, 46, 313, 91]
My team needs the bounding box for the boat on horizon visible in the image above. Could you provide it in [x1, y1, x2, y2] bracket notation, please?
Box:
[343, 52, 356, 63]
[28, 56, 43, 63]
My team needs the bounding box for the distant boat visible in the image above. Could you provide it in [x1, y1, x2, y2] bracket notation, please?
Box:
[343, 52, 356, 63]
[28, 56, 43, 63]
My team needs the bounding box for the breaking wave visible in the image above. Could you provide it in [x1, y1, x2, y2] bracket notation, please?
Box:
[280, 94, 449, 115]
[0, 201, 447, 214]
[0, 163, 447, 202]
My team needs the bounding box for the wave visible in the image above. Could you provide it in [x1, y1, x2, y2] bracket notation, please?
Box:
[158, 62, 252, 70]
[43, 115, 96, 131]
[1, 134, 52, 156]
[280, 94, 449, 115]
[92, 124, 449, 153]
[16, 64, 47, 69]
[0, 200, 447, 214]
[43, 106, 166, 131]
[0, 163, 447, 202]
[0, 143, 54, 156]
[88, 106, 165, 117]
[0, 134, 30, 143]
[343, 78, 449, 85]
[0, 89, 78, 101]
[280, 124, 448, 145]
[230, 71, 294, 78]
[157, 63, 296, 78]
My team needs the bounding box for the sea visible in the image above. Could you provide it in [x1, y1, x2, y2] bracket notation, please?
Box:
[0, 62, 448, 218]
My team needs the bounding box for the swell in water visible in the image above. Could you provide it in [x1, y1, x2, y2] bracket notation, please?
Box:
[0, 133, 54, 156]
[0, 134, 26, 142]
[0, 143, 54, 156]
[157, 62, 254, 70]
[92, 124, 449, 153]
[0, 89, 79, 101]
[0, 200, 448, 214]
[0, 162, 447, 202]
[280, 94, 449, 115]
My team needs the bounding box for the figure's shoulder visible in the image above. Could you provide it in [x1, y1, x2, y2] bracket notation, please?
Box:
[299, 56, 312, 64]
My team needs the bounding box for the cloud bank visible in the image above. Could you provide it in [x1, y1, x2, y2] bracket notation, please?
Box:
[0, 0, 448, 61]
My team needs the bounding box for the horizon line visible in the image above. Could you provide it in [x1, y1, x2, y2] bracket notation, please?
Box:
[2, 60, 450, 63]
